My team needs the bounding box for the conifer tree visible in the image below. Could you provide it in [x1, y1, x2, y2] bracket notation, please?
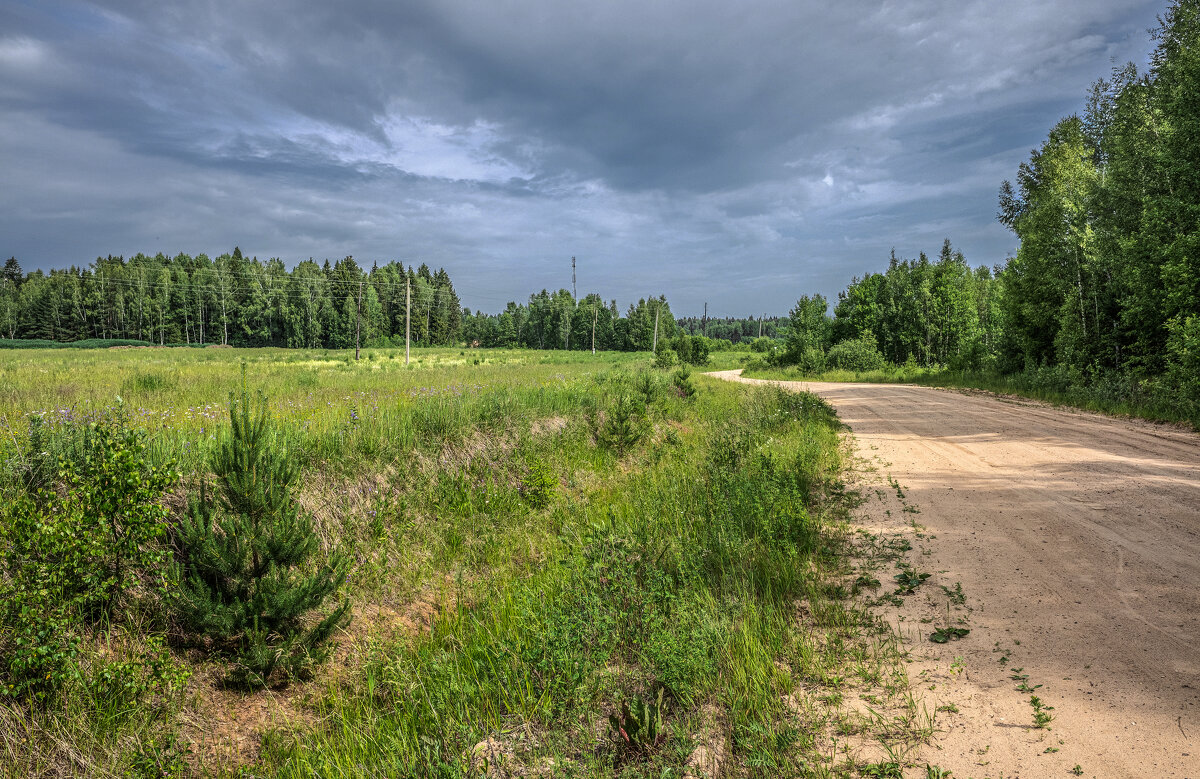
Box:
[172, 383, 349, 688]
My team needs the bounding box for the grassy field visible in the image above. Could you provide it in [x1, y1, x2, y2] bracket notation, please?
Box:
[0, 347, 932, 778]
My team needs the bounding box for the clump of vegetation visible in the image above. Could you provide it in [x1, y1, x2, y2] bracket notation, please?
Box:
[608, 687, 666, 763]
[826, 335, 887, 372]
[0, 408, 178, 701]
[519, 456, 557, 509]
[171, 386, 350, 688]
[598, 393, 649, 455]
[893, 563, 931, 595]
[670, 334, 711, 366]
[672, 366, 697, 399]
[634, 370, 662, 405]
[1030, 694, 1054, 729]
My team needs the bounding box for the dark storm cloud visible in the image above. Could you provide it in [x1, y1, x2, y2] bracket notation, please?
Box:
[0, 0, 1167, 313]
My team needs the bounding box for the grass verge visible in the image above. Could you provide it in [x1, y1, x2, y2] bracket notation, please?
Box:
[741, 363, 1200, 430]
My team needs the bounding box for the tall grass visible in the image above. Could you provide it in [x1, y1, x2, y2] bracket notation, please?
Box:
[0, 348, 923, 777]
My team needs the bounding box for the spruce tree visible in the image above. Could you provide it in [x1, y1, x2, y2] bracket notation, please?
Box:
[172, 385, 349, 688]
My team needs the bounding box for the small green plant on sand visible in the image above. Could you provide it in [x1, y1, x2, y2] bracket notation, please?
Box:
[893, 563, 931, 595]
[931, 605, 970, 644]
[1030, 694, 1054, 729]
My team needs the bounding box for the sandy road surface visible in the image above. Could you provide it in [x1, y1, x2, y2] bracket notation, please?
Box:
[711, 370, 1200, 778]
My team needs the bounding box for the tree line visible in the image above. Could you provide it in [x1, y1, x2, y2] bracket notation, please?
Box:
[460, 292, 683, 351]
[675, 316, 786, 343]
[0, 250, 462, 349]
[0, 251, 697, 353]
[789, 240, 1002, 371]
[780, 1, 1199, 412]
[994, 0, 1197, 385]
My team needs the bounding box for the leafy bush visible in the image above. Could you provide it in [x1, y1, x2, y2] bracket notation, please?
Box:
[795, 346, 826, 374]
[171, 387, 350, 688]
[1167, 315, 1200, 415]
[0, 411, 177, 701]
[750, 336, 775, 353]
[653, 347, 678, 368]
[670, 335, 711, 366]
[826, 336, 887, 372]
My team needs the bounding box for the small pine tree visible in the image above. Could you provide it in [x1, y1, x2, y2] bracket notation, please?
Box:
[172, 386, 349, 688]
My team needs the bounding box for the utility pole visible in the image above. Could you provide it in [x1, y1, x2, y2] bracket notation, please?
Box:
[405, 275, 411, 366]
[355, 280, 363, 360]
[591, 305, 597, 354]
[571, 256, 576, 300]
[652, 302, 660, 354]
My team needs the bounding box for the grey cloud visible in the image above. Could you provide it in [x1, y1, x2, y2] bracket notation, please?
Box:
[0, 0, 1167, 314]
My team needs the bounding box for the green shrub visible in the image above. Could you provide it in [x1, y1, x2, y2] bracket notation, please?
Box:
[171, 387, 350, 688]
[670, 335, 711, 366]
[796, 346, 826, 374]
[672, 366, 697, 399]
[653, 347, 678, 368]
[1167, 315, 1200, 415]
[826, 336, 887, 372]
[750, 336, 775, 353]
[0, 411, 177, 701]
[520, 457, 557, 509]
[634, 371, 661, 405]
[598, 394, 649, 455]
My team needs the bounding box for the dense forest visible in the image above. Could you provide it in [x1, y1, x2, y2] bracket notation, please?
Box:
[0, 251, 463, 349]
[781, 3, 1199, 414]
[994, 1, 1198, 384]
[805, 240, 1003, 370]
[0, 252, 692, 352]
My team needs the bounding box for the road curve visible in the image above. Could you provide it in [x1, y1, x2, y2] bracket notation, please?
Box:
[710, 370, 1200, 778]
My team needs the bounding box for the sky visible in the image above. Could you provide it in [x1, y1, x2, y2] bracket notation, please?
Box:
[0, 0, 1167, 315]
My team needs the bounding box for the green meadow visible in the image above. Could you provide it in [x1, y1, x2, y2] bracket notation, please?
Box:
[0, 347, 930, 778]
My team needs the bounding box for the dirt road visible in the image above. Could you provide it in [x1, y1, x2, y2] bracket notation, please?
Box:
[711, 370, 1200, 778]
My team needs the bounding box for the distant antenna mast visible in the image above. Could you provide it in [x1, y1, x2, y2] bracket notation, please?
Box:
[571, 256, 577, 300]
